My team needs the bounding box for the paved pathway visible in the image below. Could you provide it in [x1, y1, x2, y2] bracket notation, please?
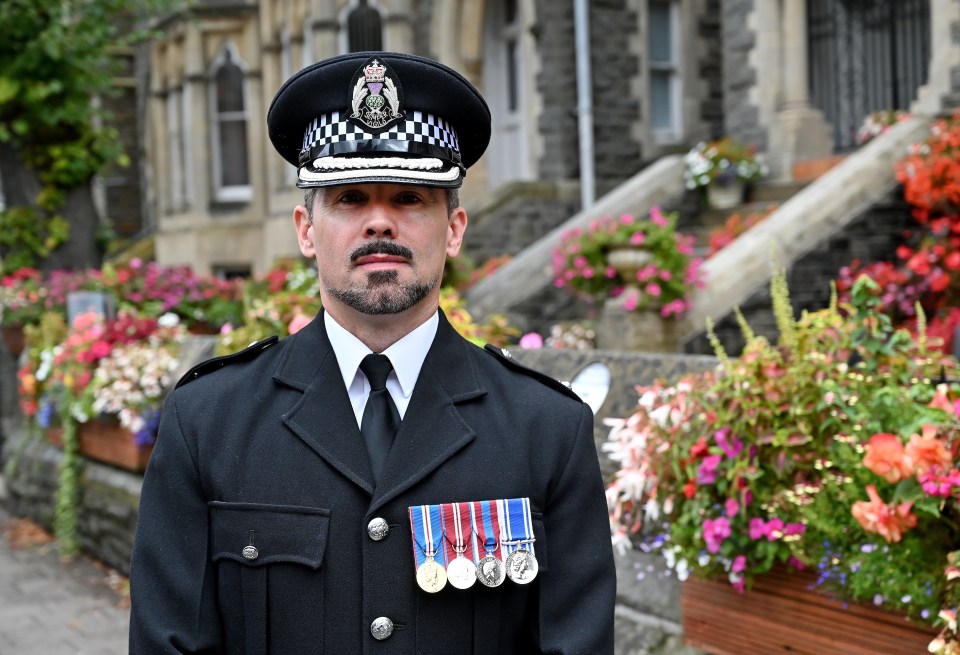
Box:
[0, 478, 130, 655]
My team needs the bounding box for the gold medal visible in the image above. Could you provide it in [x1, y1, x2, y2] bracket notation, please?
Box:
[505, 548, 538, 584]
[416, 556, 447, 593]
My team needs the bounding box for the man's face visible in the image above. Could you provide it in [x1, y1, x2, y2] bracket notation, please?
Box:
[295, 183, 466, 317]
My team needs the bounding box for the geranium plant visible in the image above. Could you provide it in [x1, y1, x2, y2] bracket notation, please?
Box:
[606, 271, 960, 649]
[551, 206, 703, 318]
[684, 137, 768, 190]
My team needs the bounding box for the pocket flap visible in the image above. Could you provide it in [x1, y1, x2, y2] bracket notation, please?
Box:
[209, 501, 330, 569]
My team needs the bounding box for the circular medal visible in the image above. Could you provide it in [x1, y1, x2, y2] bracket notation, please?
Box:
[476, 554, 506, 588]
[446, 555, 477, 589]
[505, 548, 538, 584]
[416, 557, 447, 593]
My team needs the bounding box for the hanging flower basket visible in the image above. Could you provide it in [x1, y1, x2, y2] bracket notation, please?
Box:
[681, 567, 938, 655]
[2, 324, 25, 357]
[47, 416, 153, 472]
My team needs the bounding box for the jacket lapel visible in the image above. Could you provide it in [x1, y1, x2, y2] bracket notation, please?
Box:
[276, 314, 376, 495]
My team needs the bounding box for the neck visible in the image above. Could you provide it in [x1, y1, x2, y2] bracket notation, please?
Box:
[324, 300, 438, 353]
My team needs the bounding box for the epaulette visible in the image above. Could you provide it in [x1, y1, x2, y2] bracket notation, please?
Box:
[175, 336, 280, 389]
[483, 344, 581, 402]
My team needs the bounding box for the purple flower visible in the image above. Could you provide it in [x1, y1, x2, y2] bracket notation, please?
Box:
[714, 427, 744, 459]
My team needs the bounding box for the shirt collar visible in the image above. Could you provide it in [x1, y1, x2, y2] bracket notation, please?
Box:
[324, 310, 439, 400]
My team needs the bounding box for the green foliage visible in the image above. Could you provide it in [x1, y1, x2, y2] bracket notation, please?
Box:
[0, 0, 186, 271]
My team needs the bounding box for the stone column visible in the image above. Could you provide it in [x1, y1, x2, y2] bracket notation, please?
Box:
[771, 0, 833, 181]
[912, 0, 960, 114]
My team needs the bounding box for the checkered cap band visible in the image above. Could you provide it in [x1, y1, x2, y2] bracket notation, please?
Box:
[302, 111, 461, 156]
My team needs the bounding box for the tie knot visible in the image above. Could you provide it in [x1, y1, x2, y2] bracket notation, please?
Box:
[360, 353, 394, 391]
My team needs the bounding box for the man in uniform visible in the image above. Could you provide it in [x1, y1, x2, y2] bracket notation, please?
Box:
[129, 51, 616, 654]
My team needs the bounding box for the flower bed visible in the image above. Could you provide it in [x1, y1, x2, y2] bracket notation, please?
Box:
[605, 271, 960, 651]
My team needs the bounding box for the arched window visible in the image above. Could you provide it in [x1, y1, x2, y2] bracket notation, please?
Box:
[346, 0, 383, 52]
[209, 43, 251, 202]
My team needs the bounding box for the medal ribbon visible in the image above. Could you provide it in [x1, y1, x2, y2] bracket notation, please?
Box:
[499, 497, 536, 557]
[409, 503, 446, 571]
[472, 499, 502, 558]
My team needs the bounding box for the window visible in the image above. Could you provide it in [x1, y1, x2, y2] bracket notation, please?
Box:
[166, 89, 187, 211]
[209, 44, 252, 203]
[347, 0, 383, 52]
[648, 1, 682, 143]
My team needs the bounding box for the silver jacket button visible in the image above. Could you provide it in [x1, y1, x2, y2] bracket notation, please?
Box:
[370, 616, 394, 640]
[367, 517, 390, 541]
[242, 545, 259, 560]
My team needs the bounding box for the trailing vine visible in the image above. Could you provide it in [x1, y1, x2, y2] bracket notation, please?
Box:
[52, 416, 81, 556]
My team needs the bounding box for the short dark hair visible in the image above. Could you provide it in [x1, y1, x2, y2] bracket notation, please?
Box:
[302, 186, 460, 221]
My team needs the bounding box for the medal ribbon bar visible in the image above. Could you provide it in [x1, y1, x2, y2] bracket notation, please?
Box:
[409, 503, 446, 570]
[498, 497, 536, 557]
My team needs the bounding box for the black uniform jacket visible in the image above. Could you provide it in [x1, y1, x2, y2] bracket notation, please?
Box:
[129, 311, 616, 654]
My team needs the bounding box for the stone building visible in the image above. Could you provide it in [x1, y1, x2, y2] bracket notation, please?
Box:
[143, 0, 726, 276]
[140, 0, 947, 286]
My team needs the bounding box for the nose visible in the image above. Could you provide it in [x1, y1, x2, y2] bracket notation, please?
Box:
[363, 201, 397, 238]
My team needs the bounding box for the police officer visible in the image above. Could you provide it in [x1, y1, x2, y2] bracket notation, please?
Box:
[129, 51, 616, 654]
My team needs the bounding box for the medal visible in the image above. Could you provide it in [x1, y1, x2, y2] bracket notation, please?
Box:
[499, 497, 539, 584]
[409, 504, 447, 593]
[416, 555, 447, 593]
[444, 502, 477, 589]
[505, 548, 538, 584]
[473, 500, 505, 587]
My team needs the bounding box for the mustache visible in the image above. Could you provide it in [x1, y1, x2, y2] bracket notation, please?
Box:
[350, 240, 414, 262]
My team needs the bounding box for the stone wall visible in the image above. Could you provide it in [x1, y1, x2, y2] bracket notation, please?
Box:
[461, 180, 579, 266]
[1, 347, 715, 655]
[721, 0, 764, 149]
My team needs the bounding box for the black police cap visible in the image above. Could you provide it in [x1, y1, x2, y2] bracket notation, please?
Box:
[267, 51, 491, 188]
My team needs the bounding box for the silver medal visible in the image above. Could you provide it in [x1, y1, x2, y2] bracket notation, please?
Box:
[446, 553, 477, 589]
[476, 554, 506, 587]
[505, 548, 538, 584]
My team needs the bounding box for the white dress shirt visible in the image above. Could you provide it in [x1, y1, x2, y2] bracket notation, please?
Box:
[324, 310, 438, 427]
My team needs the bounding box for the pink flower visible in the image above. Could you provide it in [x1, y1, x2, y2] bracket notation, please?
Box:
[619, 214, 634, 225]
[748, 518, 765, 540]
[851, 484, 917, 543]
[622, 290, 640, 312]
[519, 332, 544, 349]
[725, 497, 740, 517]
[731, 555, 746, 573]
[605, 267, 617, 279]
[645, 282, 662, 298]
[650, 205, 668, 227]
[288, 314, 312, 335]
[696, 454, 722, 485]
[714, 427, 744, 459]
[629, 232, 646, 246]
[702, 517, 731, 554]
[574, 256, 588, 269]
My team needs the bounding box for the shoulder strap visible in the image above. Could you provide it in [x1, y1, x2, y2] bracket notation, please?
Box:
[175, 336, 280, 389]
[482, 344, 581, 402]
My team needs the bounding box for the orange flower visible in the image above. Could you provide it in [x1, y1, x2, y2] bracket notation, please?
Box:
[905, 424, 952, 475]
[863, 433, 912, 483]
[851, 485, 918, 543]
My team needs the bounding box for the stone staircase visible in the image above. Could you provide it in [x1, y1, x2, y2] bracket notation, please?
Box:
[465, 117, 932, 353]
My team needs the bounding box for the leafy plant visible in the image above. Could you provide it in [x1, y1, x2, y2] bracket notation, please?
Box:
[857, 109, 911, 147]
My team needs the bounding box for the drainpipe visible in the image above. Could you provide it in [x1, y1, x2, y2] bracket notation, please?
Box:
[574, 0, 595, 210]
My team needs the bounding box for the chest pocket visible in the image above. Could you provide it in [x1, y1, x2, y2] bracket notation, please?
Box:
[210, 501, 330, 655]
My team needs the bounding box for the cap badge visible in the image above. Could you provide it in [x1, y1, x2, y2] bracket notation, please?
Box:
[348, 57, 405, 132]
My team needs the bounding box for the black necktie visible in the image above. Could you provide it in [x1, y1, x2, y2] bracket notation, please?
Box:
[359, 353, 400, 483]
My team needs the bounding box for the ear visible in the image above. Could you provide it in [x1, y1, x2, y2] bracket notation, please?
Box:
[294, 205, 316, 258]
[445, 207, 468, 258]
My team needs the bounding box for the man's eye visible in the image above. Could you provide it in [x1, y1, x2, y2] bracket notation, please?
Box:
[396, 194, 421, 204]
[338, 192, 365, 204]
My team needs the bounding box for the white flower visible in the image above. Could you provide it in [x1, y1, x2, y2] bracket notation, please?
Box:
[158, 312, 180, 327]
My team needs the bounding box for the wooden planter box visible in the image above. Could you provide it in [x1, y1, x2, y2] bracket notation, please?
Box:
[47, 416, 153, 473]
[681, 567, 937, 655]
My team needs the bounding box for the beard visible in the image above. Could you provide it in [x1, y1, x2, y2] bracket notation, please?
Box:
[325, 240, 438, 315]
